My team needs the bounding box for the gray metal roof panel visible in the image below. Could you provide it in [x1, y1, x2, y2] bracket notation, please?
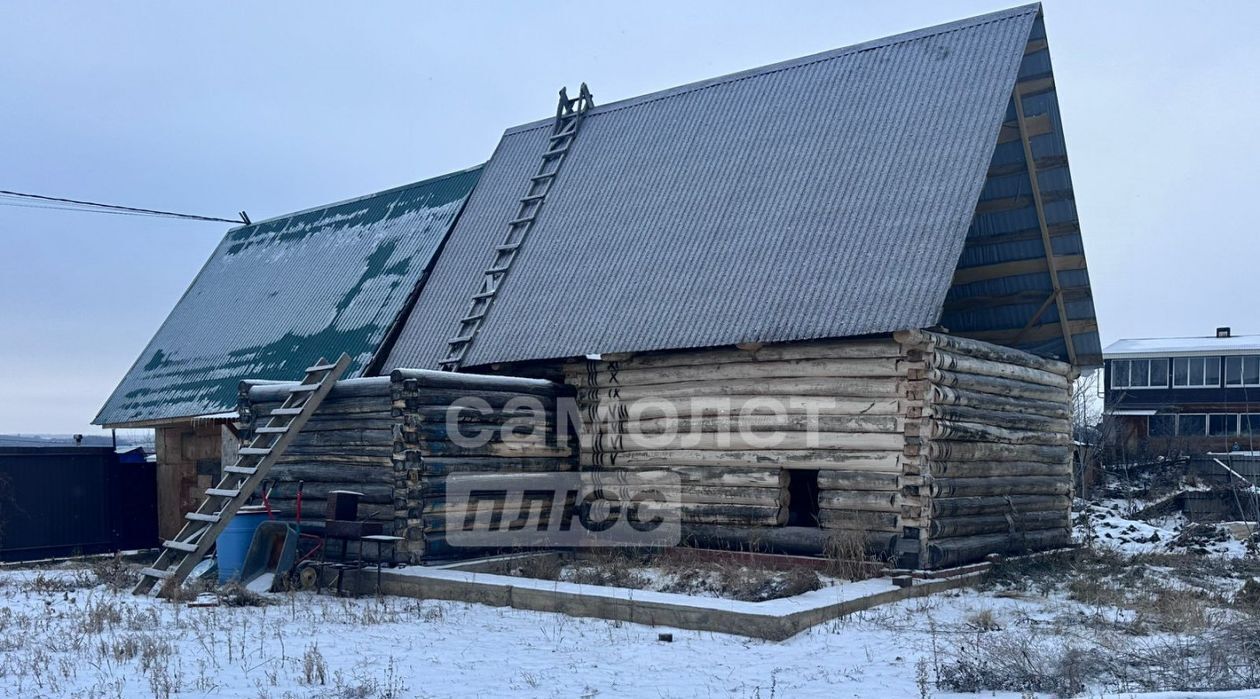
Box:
[95, 166, 482, 426]
[385, 5, 1040, 370]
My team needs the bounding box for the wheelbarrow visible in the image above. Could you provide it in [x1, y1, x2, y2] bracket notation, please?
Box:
[239, 481, 324, 592]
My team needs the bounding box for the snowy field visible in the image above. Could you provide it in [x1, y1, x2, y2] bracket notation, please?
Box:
[2, 550, 1260, 698]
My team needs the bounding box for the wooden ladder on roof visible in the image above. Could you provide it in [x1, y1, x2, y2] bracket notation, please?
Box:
[439, 83, 594, 372]
[133, 353, 352, 597]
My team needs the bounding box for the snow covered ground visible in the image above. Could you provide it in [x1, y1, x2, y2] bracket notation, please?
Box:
[1078, 497, 1254, 557]
[1, 557, 1259, 698]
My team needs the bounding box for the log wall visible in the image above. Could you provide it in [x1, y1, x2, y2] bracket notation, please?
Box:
[239, 370, 577, 562]
[564, 330, 1077, 568]
[895, 329, 1076, 568]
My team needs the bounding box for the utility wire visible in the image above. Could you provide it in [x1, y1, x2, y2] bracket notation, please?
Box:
[0, 189, 246, 224]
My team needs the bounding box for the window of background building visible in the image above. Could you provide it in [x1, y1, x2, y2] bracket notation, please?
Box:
[1224, 356, 1260, 387]
[1209, 414, 1239, 436]
[1172, 356, 1220, 388]
[1111, 358, 1170, 389]
[1176, 414, 1207, 436]
[1148, 415, 1176, 436]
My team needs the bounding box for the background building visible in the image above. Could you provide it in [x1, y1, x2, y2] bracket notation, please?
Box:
[1104, 327, 1260, 456]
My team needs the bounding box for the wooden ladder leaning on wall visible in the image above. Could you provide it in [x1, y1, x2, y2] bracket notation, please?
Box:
[133, 353, 352, 597]
[439, 83, 594, 372]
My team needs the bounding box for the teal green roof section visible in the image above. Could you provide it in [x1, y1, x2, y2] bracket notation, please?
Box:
[95, 166, 482, 426]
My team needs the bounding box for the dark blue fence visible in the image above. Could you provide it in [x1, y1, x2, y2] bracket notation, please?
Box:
[0, 446, 157, 561]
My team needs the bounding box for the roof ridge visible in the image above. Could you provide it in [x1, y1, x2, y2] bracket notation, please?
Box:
[504, 3, 1040, 136]
[226, 163, 486, 233]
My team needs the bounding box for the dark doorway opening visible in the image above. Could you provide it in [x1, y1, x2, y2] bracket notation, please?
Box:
[785, 469, 820, 527]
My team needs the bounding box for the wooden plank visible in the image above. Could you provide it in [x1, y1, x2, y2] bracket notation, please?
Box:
[136, 354, 353, 597]
[1014, 87, 1075, 365]
[564, 339, 904, 372]
[949, 254, 1086, 286]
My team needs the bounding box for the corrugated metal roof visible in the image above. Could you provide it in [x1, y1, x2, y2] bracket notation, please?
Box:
[384, 5, 1043, 371]
[95, 167, 482, 426]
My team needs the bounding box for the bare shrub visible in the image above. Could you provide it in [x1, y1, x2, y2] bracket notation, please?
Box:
[89, 553, 140, 591]
[937, 630, 1096, 696]
[26, 569, 94, 593]
[217, 581, 270, 607]
[1235, 577, 1260, 609]
[939, 609, 1260, 694]
[715, 565, 821, 602]
[302, 642, 327, 686]
[79, 598, 123, 634]
[512, 553, 563, 581]
[563, 550, 651, 589]
[964, 608, 1001, 632]
[823, 528, 880, 581]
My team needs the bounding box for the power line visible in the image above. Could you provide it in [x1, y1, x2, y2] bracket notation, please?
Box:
[0, 189, 246, 224]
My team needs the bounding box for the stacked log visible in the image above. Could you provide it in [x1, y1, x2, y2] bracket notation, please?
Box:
[389, 369, 577, 560]
[895, 330, 1076, 568]
[240, 370, 578, 562]
[239, 331, 1074, 569]
[564, 339, 920, 552]
[565, 331, 1076, 569]
[240, 377, 397, 533]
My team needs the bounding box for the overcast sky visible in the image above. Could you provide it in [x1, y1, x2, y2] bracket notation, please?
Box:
[1, 1, 1256, 434]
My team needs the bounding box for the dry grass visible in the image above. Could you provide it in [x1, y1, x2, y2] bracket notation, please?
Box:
[937, 547, 1260, 695]
[0, 563, 430, 698]
[508, 548, 825, 602]
[823, 528, 883, 581]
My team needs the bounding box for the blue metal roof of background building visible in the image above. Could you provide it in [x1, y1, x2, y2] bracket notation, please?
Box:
[384, 4, 1099, 371]
[95, 166, 482, 426]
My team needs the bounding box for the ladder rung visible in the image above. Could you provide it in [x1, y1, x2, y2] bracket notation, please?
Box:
[224, 464, 257, 475]
[519, 194, 545, 202]
[530, 173, 557, 181]
[288, 384, 320, 393]
[140, 567, 173, 579]
[205, 487, 241, 498]
[186, 512, 221, 523]
[485, 265, 510, 275]
[306, 362, 338, 372]
[269, 407, 303, 416]
[549, 127, 576, 140]
[471, 289, 497, 300]
[542, 146, 569, 158]
[239, 447, 272, 456]
[495, 243, 521, 252]
[459, 312, 486, 324]
[254, 426, 288, 434]
[163, 540, 199, 553]
[447, 334, 474, 345]
[508, 216, 535, 226]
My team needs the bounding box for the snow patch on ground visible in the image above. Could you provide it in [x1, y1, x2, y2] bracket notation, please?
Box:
[2, 558, 1258, 698]
[1077, 498, 1253, 557]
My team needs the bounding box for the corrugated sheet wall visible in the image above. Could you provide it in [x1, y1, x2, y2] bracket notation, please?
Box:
[942, 15, 1101, 365]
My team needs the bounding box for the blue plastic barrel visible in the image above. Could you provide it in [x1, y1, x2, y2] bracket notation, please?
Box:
[217, 507, 269, 583]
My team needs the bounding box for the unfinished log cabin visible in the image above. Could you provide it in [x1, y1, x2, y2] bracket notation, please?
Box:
[98, 4, 1101, 569]
[94, 168, 484, 537]
[378, 4, 1100, 568]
